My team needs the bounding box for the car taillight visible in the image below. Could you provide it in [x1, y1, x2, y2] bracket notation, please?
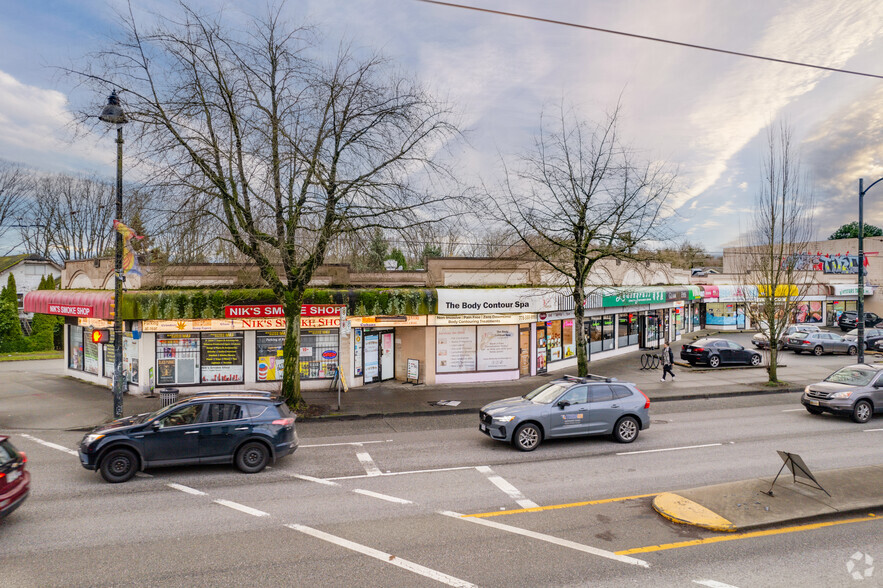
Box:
[20, 451, 26, 464]
[803, 340, 811, 345]
[272, 418, 295, 426]
[693, 347, 704, 352]
[637, 389, 650, 409]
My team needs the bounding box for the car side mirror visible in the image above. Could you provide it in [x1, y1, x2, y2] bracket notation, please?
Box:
[557, 400, 570, 409]
[152, 421, 161, 431]
[875, 381, 883, 388]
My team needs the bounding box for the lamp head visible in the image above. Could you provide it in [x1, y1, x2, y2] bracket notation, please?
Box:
[99, 90, 128, 125]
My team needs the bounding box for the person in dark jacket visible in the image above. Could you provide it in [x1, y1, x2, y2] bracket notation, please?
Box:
[661, 341, 675, 381]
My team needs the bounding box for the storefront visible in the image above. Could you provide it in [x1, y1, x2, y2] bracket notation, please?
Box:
[826, 285, 875, 326]
[700, 285, 756, 330]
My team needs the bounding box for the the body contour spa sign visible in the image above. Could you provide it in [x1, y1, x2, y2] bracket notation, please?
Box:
[436, 288, 563, 315]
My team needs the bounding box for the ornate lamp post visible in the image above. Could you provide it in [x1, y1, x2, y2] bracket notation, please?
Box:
[857, 177, 883, 364]
[99, 91, 128, 417]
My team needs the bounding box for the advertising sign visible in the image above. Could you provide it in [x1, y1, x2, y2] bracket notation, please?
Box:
[48, 304, 93, 317]
[142, 316, 339, 332]
[224, 304, 346, 318]
[436, 326, 477, 373]
[256, 330, 285, 381]
[200, 332, 244, 383]
[436, 289, 563, 315]
[601, 289, 666, 307]
[476, 325, 518, 371]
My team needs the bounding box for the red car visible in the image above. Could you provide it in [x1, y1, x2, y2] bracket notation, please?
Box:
[0, 435, 29, 520]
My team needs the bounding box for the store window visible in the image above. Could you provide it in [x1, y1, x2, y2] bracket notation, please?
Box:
[562, 319, 575, 360]
[617, 313, 639, 347]
[705, 303, 746, 327]
[601, 315, 615, 351]
[84, 336, 100, 375]
[256, 330, 285, 382]
[588, 317, 603, 354]
[826, 301, 856, 326]
[547, 320, 563, 362]
[69, 325, 84, 371]
[477, 325, 518, 371]
[299, 329, 338, 380]
[437, 326, 478, 373]
[353, 328, 363, 377]
[793, 301, 824, 324]
[201, 332, 244, 383]
[156, 333, 201, 386]
[124, 334, 139, 384]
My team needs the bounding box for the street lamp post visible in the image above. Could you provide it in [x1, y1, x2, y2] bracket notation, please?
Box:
[857, 177, 883, 364]
[99, 91, 128, 418]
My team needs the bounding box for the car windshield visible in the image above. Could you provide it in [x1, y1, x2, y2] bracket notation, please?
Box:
[824, 367, 877, 386]
[0, 440, 19, 467]
[847, 329, 860, 336]
[524, 382, 571, 404]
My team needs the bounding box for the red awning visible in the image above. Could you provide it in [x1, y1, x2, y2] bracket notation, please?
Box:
[23, 290, 115, 320]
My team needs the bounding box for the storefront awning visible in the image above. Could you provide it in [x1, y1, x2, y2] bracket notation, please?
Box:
[830, 284, 875, 297]
[23, 290, 115, 320]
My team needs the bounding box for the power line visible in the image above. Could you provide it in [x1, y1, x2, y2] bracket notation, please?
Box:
[416, 0, 883, 80]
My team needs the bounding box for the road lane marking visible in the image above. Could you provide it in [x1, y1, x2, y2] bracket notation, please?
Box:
[327, 465, 475, 481]
[286, 523, 476, 587]
[356, 451, 383, 476]
[465, 493, 658, 518]
[616, 514, 880, 555]
[213, 499, 270, 517]
[167, 483, 206, 496]
[19, 434, 78, 456]
[617, 443, 722, 456]
[352, 489, 413, 504]
[439, 510, 650, 568]
[694, 580, 740, 588]
[475, 466, 538, 509]
[300, 440, 393, 448]
[781, 408, 805, 412]
[864, 428, 883, 432]
[290, 473, 340, 486]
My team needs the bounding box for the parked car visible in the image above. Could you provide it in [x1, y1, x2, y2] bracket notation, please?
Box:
[680, 338, 762, 367]
[802, 364, 883, 423]
[478, 375, 650, 451]
[786, 331, 857, 356]
[78, 391, 298, 483]
[752, 325, 821, 350]
[838, 311, 882, 331]
[842, 327, 883, 350]
[0, 435, 29, 520]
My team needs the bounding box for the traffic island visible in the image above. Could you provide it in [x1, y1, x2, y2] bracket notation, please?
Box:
[652, 464, 883, 531]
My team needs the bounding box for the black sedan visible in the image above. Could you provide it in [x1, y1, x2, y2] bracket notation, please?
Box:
[79, 391, 298, 483]
[680, 338, 763, 368]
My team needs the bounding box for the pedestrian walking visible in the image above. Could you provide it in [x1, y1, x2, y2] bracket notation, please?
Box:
[661, 341, 675, 381]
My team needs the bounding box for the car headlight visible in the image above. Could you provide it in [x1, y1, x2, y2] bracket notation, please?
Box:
[492, 416, 516, 423]
[804, 386, 811, 395]
[830, 391, 853, 399]
[84, 433, 105, 445]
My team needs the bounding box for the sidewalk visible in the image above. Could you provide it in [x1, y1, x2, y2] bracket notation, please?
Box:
[653, 465, 883, 531]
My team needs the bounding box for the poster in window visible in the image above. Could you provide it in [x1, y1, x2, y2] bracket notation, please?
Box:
[200, 332, 244, 383]
[353, 328, 363, 376]
[563, 319, 575, 358]
[364, 334, 379, 379]
[476, 325, 518, 371]
[256, 330, 285, 382]
[436, 326, 476, 373]
[84, 338, 100, 375]
[157, 358, 176, 385]
[124, 333, 139, 384]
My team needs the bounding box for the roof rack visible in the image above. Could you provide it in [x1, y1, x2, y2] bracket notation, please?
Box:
[562, 374, 618, 383]
[188, 390, 275, 398]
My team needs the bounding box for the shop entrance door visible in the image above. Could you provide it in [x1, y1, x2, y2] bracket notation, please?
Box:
[519, 325, 531, 376]
[363, 330, 395, 383]
[535, 324, 547, 374]
[642, 313, 659, 349]
[379, 330, 394, 381]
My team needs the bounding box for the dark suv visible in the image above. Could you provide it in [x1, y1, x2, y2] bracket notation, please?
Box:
[838, 311, 882, 331]
[79, 392, 298, 483]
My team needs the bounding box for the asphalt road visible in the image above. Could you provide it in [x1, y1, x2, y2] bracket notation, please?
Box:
[2, 393, 881, 587]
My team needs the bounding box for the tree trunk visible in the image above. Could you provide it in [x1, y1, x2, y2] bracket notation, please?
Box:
[767, 344, 778, 383]
[573, 287, 588, 376]
[282, 291, 305, 410]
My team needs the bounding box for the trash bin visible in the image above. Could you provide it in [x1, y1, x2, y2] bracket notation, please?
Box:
[160, 388, 179, 407]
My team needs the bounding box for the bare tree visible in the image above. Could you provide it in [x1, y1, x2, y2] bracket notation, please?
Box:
[0, 160, 27, 252]
[736, 123, 815, 383]
[492, 103, 676, 376]
[74, 3, 458, 408]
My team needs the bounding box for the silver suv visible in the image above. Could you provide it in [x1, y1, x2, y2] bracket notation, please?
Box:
[479, 375, 650, 451]
[802, 364, 883, 423]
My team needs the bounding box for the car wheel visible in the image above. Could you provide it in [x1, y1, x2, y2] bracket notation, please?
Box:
[750, 354, 762, 366]
[613, 416, 640, 443]
[848, 345, 858, 356]
[805, 406, 824, 415]
[512, 423, 542, 451]
[708, 355, 721, 368]
[851, 400, 873, 424]
[235, 441, 270, 473]
[99, 448, 138, 483]
[813, 345, 824, 356]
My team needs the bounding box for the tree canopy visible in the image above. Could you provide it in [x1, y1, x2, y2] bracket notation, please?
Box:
[828, 221, 883, 240]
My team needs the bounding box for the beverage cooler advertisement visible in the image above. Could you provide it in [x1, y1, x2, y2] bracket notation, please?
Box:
[256, 330, 285, 381]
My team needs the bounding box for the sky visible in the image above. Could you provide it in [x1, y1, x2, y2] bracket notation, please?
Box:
[1, 0, 882, 254]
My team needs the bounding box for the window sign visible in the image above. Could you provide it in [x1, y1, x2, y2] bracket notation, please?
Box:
[365, 333, 379, 379]
[69, 325, 84, 371]
[476, 325, 518, 371]
[201, 332, 244, 383]
[436, 326, 477, 373]
[156, 333, 200, 385]
[124, 333, 139, 384]
[547, 320, 563, 362]
[299, 329, 338, 380]
[353, 328, 363, 376]
[563, 319, 575, 359]
[256, 330, 285, 382]
[84, 337, 100, 375]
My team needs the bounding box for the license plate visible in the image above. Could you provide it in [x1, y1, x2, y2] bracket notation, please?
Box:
[808, 400, 820, 406]
[7, 469, 20, 483]
[479, 424, 488, 432]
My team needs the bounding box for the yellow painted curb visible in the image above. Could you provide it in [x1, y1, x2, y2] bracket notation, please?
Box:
[652, 492, 736, 532]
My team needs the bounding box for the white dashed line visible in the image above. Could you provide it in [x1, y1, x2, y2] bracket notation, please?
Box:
[352, 489, 413, 504]
[300, 440, 393, 448]
[864, 428, 883, 432]
[781, 408, 806, 412]
[213, 499, 270, 517]
[356, 451, 383, 476]
[327, 466, 476, 481]
[617, 443, 723, 456]
[439, 511, 649, 568]
[286, 523, 476, 587]
[694, 580, 740, 588]
[475, 466, 538, 509]
[167, 483, 206, 495]
[290, 473, 340, 486]
[19, 434, 78, 456]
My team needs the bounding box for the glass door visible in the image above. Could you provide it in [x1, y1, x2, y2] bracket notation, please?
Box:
[535, 324, 547, 374]
[379, 330, 394, 381]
